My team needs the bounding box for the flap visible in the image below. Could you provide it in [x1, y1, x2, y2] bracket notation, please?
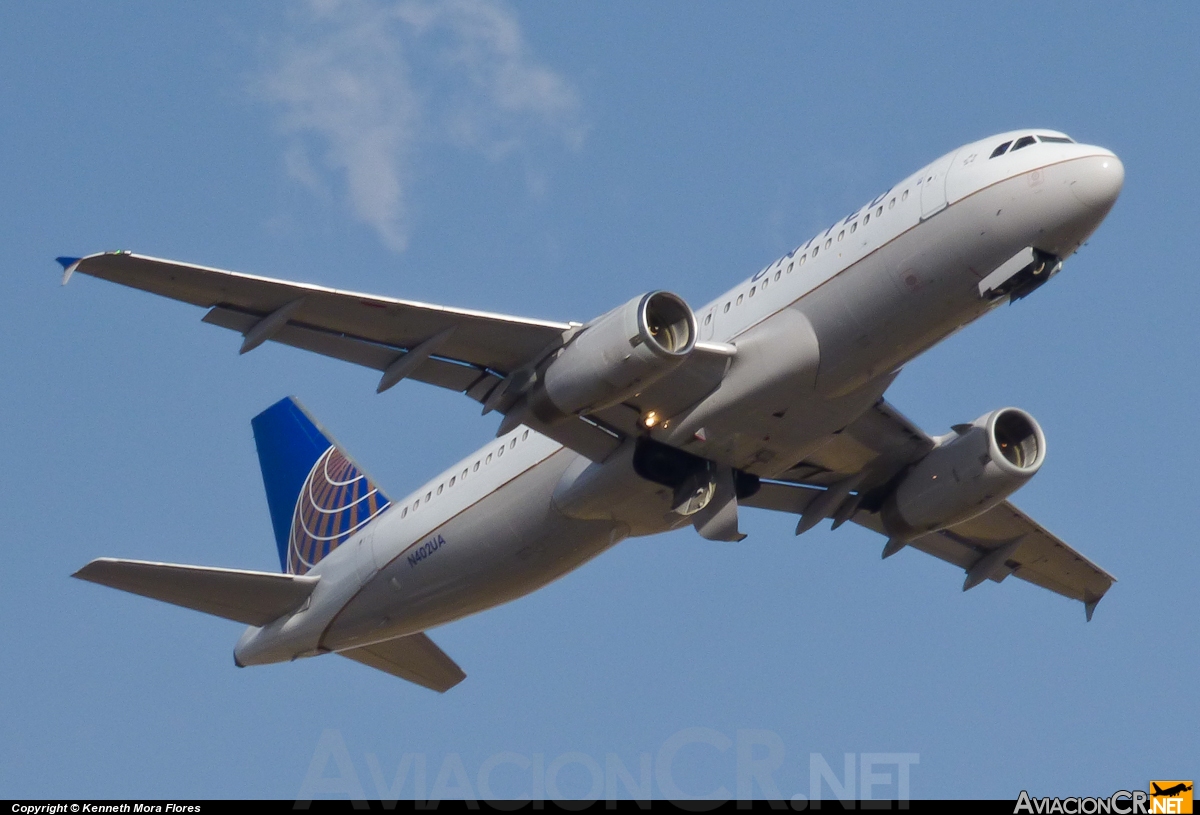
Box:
[740, 479, 823, 515]
[777, 399, 935, 491]
[73, 558, 319, 626]
[338, 633, 466, 693]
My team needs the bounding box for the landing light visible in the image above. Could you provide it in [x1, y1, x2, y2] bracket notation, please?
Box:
[642, 411, 660, 429]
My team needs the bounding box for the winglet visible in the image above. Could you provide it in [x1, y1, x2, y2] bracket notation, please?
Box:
[1084, 595, 1100, 622]
[56, 256, 82, 286]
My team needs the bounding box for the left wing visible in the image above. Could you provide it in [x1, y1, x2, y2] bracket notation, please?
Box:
[851, 499, 1116, 619]
[744, 400, 1115, 619]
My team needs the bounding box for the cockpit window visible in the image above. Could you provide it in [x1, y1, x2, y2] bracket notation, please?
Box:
[1011, 135, 1037, 151]
[1037, 135, 1073, 144]
[990, 141, 1013, 158]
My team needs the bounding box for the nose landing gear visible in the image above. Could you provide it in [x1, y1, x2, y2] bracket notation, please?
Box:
[979, 248, 1063, 303]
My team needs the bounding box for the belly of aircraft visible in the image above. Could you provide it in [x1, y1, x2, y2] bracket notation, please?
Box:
[320, 449, 627, 652]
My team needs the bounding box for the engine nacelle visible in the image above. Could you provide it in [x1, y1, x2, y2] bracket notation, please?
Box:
[881, 407, 1046, 538]
[536, 291, 696, 417]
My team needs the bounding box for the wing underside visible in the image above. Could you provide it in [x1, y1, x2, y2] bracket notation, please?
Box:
[745, 400, 1115, 617]
[66, 252, 733, 463]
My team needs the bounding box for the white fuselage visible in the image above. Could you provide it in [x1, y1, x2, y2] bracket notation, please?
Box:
[235, 130, 1123, 665]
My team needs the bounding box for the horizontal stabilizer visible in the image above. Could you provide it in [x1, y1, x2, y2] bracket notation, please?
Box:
[73, 558, 319, 626]
[338, 633, 466, 693]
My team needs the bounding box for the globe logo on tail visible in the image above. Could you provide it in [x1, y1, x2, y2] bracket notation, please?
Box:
[288, 445, 391, 575]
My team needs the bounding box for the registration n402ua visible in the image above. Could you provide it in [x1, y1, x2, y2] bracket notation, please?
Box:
[63, 128, 1123, 692]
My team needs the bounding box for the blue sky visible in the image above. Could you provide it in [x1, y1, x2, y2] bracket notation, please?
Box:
[2, 0, 1197, 801]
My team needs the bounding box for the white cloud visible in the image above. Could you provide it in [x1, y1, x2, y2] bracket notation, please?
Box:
[258, 0, 583, 252]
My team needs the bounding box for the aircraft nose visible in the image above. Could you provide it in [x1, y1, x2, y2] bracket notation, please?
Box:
[1070, 153, 1124, 211]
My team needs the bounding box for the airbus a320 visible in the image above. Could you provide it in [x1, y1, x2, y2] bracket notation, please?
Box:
[64, 129, 1123, 692]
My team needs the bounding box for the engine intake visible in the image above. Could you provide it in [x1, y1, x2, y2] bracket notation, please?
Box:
[881, 407, 1045, 538]
[536, 291, 697, 418]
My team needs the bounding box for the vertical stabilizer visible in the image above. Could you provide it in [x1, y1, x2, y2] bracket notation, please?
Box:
[251, 397, 391, 574]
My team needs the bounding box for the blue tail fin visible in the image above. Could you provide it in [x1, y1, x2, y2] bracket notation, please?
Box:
[251, 397, 391, 574]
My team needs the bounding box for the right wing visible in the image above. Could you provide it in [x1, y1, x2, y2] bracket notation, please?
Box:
[63, 251, 733, 462]
[338, 633, 466, 693]
[67, 250, 571, 388]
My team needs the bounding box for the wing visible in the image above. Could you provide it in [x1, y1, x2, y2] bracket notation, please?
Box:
[62, 252, 732, 462]
[67, 250, 570, 383]
[746, 399, 1116, 618]
[850, 499, 1116, 619]
[338, 632, 466, 693]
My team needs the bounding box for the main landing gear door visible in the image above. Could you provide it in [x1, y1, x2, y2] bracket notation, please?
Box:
[633, 438, 759, 542]
[690, 464, 747, 542]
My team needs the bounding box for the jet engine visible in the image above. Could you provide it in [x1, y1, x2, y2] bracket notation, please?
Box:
[880, 407, 1045, 538]
[534, 291, 696, 418]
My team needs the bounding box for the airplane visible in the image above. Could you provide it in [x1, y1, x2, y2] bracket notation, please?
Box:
[1152, 783, 1193, 798]
[64, 128, 1123, 692]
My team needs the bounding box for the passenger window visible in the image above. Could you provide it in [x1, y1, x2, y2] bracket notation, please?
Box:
[774, 270, 781, 281]
[509, 438, 516, 449]
[824, 238, 832, 249]
[473, 461, 480, 472]
[876, 206, 883, 217]
[901, 190, 908, 201]
[736, 294, 743, 305]
[462, 469, 468, 479]
[850, 222, 857, 234]
[1012, 136, 1036, 151]
[990, 141, 1012, 158]
[800, 254, 807, 265]
[863, 213, 869, 225]
[812, 245, 819, 257]
[749, 286, 756, 297]
[837, 230, 844, 242]
[449, 476, 455, 487]
[402, 507, 408, 518]
[437, 484, 443, 495]
[497, 446, 504, 457]
[786, 262, 793, 273]
[486, 454, 492, 464]
[723, 302, 730, 313]
[704, 313, 711, 325]
[889, 198, 895, 209]
[522, 430, 529, 441]
[425, 491, 431, 501]
[413, 500, 419, 511]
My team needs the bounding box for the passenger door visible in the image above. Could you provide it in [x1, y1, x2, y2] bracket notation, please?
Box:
[920, 149, 959, 220]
